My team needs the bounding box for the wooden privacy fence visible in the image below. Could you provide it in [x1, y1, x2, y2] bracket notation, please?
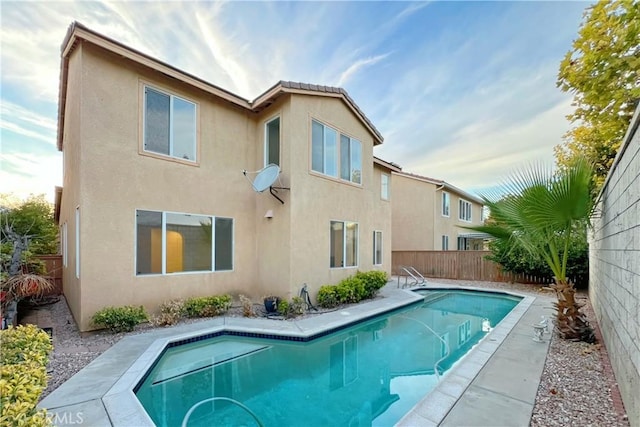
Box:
[392, 251, 555, 285]
[35, 255, 63, 295]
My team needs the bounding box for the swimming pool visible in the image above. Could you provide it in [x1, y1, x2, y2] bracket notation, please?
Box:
[135, 290, 521, 426]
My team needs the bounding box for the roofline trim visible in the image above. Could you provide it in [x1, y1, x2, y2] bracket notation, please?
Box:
[373, 156, 402, 172]
[57, 22, 384, 150]
[393, 171, 484, 204]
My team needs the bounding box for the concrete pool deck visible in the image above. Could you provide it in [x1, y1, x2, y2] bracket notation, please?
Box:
[39, 281, 555, 426]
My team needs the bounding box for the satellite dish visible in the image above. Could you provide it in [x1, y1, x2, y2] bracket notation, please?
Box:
[242, 164, 290, 204]
[252, 164, 280, 192]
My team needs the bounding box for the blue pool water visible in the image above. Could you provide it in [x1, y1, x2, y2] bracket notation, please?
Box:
[135, 290, 521, 427]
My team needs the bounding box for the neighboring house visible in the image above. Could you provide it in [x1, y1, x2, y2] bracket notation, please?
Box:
[54, 22, 396, 331]
[391, 171, 485, 251]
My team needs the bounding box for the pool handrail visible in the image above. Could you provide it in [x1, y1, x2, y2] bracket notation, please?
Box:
[398, 266, 426, 288]
[181, 396, 265, 427]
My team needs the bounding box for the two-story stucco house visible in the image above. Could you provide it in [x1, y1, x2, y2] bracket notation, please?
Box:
[391, 171, 485, 252]
[54, 22, 398, 331]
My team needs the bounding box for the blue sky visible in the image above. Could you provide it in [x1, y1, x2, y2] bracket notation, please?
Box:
[0, 0, 590, 202]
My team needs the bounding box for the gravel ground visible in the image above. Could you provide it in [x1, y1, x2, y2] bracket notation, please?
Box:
[33, 279, 629, 426]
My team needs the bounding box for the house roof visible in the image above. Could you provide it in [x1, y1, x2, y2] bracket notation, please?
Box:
[57, 21, 383, 150]
[253, 81, 384, 144]
[393, 170, 484, 205]
[373, 156, 402, 172]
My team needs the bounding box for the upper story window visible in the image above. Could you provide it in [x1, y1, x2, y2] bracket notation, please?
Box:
[312, 120, 362, 184]
[143, 85, 197, 162]
[442, 192, 450, 217]
[265, 117, 280, 167]
[340, 135, 362, 184]
[381, 174, 390, 200]
[459, 199, 472, 222]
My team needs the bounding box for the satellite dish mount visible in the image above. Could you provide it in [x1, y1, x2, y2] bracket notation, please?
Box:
[243, 164, 290, 204]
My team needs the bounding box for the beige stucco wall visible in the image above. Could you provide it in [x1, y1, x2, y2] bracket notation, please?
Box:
[285, 94, 391, 297]
[59, 44, 84, 327]
[391, 174, 436, 250]
[254, 96, 293, 298]
[58, 41, 392, 330]
[60, 43, 259, 330]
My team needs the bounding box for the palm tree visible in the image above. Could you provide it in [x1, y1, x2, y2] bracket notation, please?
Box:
[466, 157, 595, 342]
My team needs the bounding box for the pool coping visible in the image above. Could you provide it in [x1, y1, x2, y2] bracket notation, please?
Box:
[40, 283, 548, 426]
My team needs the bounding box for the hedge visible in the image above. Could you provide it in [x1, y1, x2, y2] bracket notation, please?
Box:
[0, 324, 53, 426]
[182, 295, 232, 317]
[317, 270, 389, 308]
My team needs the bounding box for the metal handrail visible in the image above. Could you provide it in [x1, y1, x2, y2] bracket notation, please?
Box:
[405, 266, 426, 284]
[398, 314, 450, 380]
[181, 397, 265, 427]
[400, 266, 420, 288]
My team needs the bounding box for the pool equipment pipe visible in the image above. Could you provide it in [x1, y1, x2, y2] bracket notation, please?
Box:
[299, 283, 318, 311]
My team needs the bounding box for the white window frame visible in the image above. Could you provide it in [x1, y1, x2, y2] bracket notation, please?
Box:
[442, 235, 449, 251]
[330, 220, 359, 268]
[142, 84, 197, 162]
[330, 336, 359, 389]
[264, 116, 280, 167]
[311, 119, 362, 185]
[442, 192, 450, 217]
[135, 209, 234, 276]
[381, 174, 390, 200]
[457, 320, 471, 346]
[75, 207, 80, 279]
[459, 199, 472, 222]
[373, 230, 383, 265]
[62, 222, 68, 268]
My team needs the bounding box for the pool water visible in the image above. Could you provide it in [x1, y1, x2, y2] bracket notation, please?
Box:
[135, 290, 520, 427]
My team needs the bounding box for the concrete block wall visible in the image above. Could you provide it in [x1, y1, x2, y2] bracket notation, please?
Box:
[589, 106, 640, 427]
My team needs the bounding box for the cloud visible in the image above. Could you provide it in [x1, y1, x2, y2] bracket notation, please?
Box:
[0, 152, 62, 202]
[336, 53, 391, 87]
[395, 98, 575, 195]
[0, 101, 57, 144]
[0, 0, 588, 202]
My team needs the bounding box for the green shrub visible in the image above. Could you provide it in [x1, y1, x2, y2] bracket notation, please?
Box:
[277, 296, 305, 319]
[317, 285, 339, 308]
[91, 305, 149, 332]
[487, 231, 589, 288]
[0, 324, 52, 426]
[277, 299, 290, 317]
[316, 270, 388, 308]
[0, 324, 53, 366]
[152, 299, 184, 327]
[182, 295, 232, 317]
[355, 270, 389, 298]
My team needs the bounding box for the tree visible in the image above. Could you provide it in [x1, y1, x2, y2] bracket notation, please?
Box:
[464, 158, 596, 342]
[487, 230, 589, 289]
[0, 194, 58, 277]
[556, 0, 640, 188]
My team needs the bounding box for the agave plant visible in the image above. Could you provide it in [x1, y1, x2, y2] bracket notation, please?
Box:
[465, 157, 596, 342]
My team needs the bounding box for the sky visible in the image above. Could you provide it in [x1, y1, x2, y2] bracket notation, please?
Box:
[0, 0, 591, 202]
